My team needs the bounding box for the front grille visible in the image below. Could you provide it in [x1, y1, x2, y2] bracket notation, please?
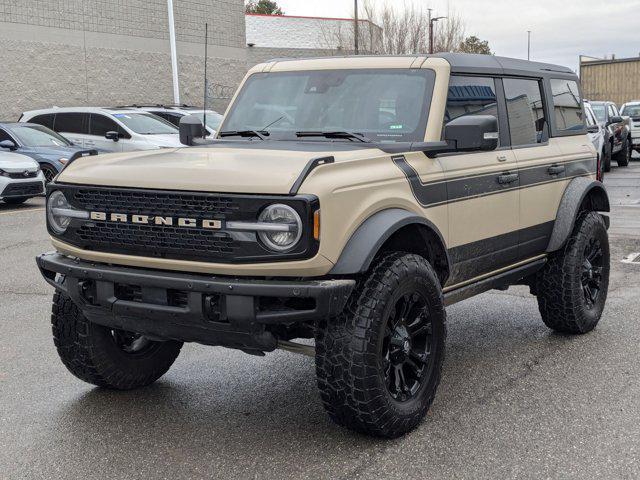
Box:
[1, 181, 43, 197]
[73, 188, 240, 217]
[5, 171, 38, 179]
[77, 222, 237, 258]
[54, 185, 318, 264]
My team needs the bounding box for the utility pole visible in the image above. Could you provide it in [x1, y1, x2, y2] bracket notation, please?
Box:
[167, 0, 180, 104]
[527, 30, 531, 61]
[354, 0, 359, 55]
[427, 8, 432, 54]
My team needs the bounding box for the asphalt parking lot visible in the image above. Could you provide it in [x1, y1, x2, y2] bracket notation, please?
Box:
[2, 162, 640, 480]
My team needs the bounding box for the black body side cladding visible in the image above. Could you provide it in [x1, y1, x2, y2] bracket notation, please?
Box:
[546, 177, 610, 252]
[328, 208, 451, 276]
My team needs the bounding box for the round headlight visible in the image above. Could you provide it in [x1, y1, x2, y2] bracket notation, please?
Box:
[258, 204, 303, 252]
[47, 190, 72, 234]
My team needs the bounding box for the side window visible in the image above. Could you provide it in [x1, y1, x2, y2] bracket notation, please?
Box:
[29, 114, 55, 129]
[550, 79, 584, 132]
[53, 113, 88, 134]
[607, 104, 615, 118]
[0, 128, 14, 143]
[444, 76, 500, 144]
[89, 114, 120, 136]
[503, 78, 545, 146]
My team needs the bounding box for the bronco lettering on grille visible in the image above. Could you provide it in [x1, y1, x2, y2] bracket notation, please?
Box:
[89, 211, 222, 229]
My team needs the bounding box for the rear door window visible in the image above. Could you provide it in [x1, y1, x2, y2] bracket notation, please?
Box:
[28, 113, 55, 129]
[54, 113, 89, 134]
[550, 79, 584, 132]
[503, 78, 546, 146]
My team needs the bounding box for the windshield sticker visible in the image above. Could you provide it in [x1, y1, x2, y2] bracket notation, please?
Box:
[389, 125, 403, 130]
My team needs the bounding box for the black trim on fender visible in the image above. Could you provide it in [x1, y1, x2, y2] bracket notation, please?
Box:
[289, 156, 334, 195]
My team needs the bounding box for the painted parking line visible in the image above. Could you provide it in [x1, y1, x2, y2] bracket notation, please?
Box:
[0, 207, 45, 216]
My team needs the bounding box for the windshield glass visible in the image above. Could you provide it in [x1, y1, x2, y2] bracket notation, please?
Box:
[112, 113, 178, 135]
[193, 111, 223, 131]
[622, 104, 640, 117]
[13, 125, 72, 147]
[590, 104, 606, 122]
[221, 69, 436, 142]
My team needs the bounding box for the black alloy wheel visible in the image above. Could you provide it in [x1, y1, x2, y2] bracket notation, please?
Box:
[581, 237, 604, 309]
[41, 164, 58, 184]
[382, 291, 435, 402]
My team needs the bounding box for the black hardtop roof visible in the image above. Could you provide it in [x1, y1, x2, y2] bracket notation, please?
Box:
[267, 53, 577, 79]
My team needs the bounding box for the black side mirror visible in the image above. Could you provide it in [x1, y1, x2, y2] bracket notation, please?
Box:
[587, 125, 600, 134]
[179, 115, 206, 146]
[0, 140, 16, 150]
[444, 115, 499, 152]
[105, 131, 120, 142]
[608, 115, 623, 125]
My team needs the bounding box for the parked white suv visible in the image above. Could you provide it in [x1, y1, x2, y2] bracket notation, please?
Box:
[0, 151, 45, 205]
[119, 105, 223, 136]
[620, 100, 640, 153]
[20, 107, 182, 152]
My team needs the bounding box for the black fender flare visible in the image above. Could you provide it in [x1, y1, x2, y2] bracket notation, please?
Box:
[329, 208, 451, 277]
[546, 177, 610, 252]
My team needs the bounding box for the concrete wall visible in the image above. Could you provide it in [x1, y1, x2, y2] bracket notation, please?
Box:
[0, 0, 247, 119]
[581, 57, 640, 106]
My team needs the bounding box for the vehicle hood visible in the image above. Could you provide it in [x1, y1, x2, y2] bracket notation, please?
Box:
[141, 134, 183, 148]
[0, 152, 40, 171]
[57, 141, 383, 194]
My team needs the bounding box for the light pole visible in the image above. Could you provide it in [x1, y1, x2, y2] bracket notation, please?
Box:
[167, 0, 180, 104]
[354, 0, 359, 55]
[527, 30, 531, 61]
[429, 16, 446, 54]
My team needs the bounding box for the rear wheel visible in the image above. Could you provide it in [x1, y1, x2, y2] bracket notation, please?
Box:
[614, 138, 631, 167]
[535, 212, 609, 334]
[603, 141, 612, 172]
[51, 290, 183, 389]
[315, 253, 446, 438]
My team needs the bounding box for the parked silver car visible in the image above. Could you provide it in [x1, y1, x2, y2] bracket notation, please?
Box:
[0, 151, 45, 205]
[584, 101, 607, 180]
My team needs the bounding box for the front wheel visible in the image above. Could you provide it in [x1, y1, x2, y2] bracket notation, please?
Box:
[51, 291, 183, 389]
[315, 253, 446, 438]
[603, 142, 612, 172]
[535, 211, 610, 334]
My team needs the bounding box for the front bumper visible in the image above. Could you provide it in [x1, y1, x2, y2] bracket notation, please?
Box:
[37, 252, 354, 352]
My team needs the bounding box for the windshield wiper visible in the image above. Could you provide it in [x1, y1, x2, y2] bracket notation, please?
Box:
[295, 131, 371, 143]
[219, 130, 269, 140]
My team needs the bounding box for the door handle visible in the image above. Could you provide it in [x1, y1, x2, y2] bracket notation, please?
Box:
[497, 172, 519, 184]
[547, 165, 565, 175]
[497, 154, 508, 162]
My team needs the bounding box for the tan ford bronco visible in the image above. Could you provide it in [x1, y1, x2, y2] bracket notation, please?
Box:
[38, 54, 610, 438]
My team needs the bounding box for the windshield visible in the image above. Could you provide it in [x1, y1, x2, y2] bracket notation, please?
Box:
[112, 113, 178, 135]
[621, 104, 640, 117]
[590, 104, 606, 122]
[13, 125, 72, 147]
[193, 111, 223, 131]
[221, 69, 436, 142]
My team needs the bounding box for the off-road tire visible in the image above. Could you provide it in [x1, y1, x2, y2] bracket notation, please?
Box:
[613, 138, 631, 167]
[52, 291, 183, 389]
[536, 211, 609, 334]
[603, 141, 612, 172]
[3, 197, 28, 205]
[315, 252, 446, 438]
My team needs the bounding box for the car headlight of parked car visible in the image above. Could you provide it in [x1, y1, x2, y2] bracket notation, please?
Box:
[0, 169, 10, 177]
[256, 204, 303, 252]
[47, 190, 89, 234]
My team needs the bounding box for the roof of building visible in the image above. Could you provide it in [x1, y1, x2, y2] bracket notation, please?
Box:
[580, 55, 640, 66]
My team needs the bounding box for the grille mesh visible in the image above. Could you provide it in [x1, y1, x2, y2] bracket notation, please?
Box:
[72, 188, 240, 217]
[1, 182, 43, 197]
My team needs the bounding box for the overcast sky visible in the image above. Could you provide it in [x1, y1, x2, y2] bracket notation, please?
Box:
[274, 0, 640, 72]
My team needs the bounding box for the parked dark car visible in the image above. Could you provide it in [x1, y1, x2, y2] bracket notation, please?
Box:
[0, 122, 98, 183]
[588, 101, 631, 170]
